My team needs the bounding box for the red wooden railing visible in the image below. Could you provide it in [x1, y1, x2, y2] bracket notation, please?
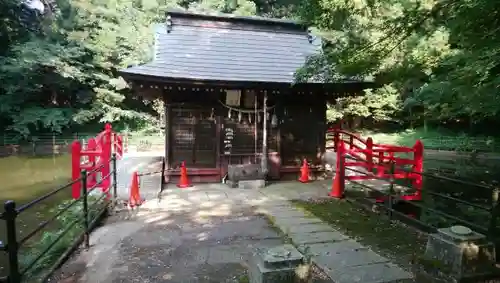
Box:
[71, 124, 123, 199]
[327, 125, 424, 201]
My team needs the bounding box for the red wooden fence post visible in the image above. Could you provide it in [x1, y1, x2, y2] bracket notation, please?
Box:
[330, 141, 345, 198]
[71, 141, 82, 200]
[366, 137, 373, 172]
[101, 124, 112, 191]
[413, 140, 424, 200]
[333, 125, 340, 152]
[377, 151, 384, 177]
[87, 138, 97, 189]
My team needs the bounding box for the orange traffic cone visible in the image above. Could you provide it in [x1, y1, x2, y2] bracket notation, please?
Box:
[177, 161, 192, 188]
[329, 172, 344, 198]
[128, 171, 144, 208]
[299, 159, 310, 183]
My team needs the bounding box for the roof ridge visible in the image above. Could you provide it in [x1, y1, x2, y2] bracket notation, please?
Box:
[166, 8, 307, 32]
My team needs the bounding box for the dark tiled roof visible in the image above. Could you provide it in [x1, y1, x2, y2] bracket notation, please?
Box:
[120, 10, 321, 84]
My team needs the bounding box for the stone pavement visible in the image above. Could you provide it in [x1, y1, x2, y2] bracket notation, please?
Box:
[51, 178, 415, 283]
[256, 201, 414, 283]
[50, 182, 334, 283]
[143, 182, 415, 283]
[50, 206, 290, 283]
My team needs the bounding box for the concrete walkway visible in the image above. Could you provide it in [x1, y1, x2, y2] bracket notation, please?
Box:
[51, 177, 414, 283]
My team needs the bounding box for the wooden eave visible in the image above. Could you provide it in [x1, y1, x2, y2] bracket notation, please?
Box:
[119, 72, 378, 99]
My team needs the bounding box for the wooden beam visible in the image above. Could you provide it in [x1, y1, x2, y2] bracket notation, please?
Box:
[121, 72, 377, 94]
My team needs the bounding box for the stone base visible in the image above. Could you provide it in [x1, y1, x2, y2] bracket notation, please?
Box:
[239, 179, 266, 189]
[248, 244, 304, 283]
[228, 164, 266, 181]
[421, 226, 496, 282]
[225, 180, 238, 188]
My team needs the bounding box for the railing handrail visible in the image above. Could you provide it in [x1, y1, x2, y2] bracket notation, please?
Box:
[334, 138, 500, 242]
[327, 128, 368, 150]
[327, 127, 419, 154]
[1, 151, 120, 282]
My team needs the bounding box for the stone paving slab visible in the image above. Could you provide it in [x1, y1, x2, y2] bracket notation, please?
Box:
[260, 203, 414, 283]
[263, 209, 310, 219]
[287, 223, 337, 234]
[300, 240, 368, 256]
[313, 249, 388, 269]
[271, 216, 323, 228]
[322, 262, 413, 283]
[290, 231, 349, 245]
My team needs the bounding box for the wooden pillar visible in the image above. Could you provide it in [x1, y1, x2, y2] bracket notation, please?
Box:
[261, 91, 268, 175]
[165, 102, 173, 169]
[215, 116, 222, 173]
[318, 93, 327, 156]
[276, 92, 282, 162]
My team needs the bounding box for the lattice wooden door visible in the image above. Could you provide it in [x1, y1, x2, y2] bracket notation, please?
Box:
[171, 108, 216, 168]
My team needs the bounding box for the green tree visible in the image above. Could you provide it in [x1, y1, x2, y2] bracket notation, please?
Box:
[295, 0, 500, 129]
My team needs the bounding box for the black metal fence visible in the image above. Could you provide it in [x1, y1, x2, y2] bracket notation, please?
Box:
[0, 154, 118, 283]
[342, 154, 500, 241]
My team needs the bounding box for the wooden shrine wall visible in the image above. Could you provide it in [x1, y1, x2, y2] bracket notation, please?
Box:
[170, 107, 217, 168]
[164, 88, 327, 177]
[279, 94, 326, 166]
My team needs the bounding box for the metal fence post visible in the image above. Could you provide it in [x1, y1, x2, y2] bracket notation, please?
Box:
[160, 156, 166, 195]
[81, 170, 90, 249]
[112, 153, 118, 204]
[4, 201, 21, 283]
[489, 188, 500, 240]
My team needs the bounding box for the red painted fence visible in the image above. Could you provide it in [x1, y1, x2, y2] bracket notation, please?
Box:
[71, 124, 123, 199]
[327, 126, 424, 201]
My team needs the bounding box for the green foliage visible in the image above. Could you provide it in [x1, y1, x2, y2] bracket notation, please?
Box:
[7, 0, 497, 140]
[19, 193, 108, 281]
[325, 84, 401, 122]
[296, 0, 500, 130]
[0, 0, 295, 137]
[362, 127, 499, 152]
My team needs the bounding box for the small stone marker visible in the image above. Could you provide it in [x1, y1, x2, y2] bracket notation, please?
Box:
[239, 179, 266, 189]
[422, 225, 496, 281]
[248, 244, 304, 283]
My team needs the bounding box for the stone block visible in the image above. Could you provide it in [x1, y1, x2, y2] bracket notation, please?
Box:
[289, 231, 349, 245]
[313, 249, 388, 269]
[422, 225, 496, 281]
[323, 262, 413, 283]
[228, 164, 265, 181]
[239, 179, 266, 190]
[248, 244, 304, 283]
[225, 180, 238, 188]
[298, 240, 366, 256]
[287, 223, 336, 234]
[272, 217, 323, 229]
[267, 209, 308, 219]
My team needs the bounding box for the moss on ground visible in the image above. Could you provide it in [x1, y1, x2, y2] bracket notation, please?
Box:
[292, 198, 428, 273]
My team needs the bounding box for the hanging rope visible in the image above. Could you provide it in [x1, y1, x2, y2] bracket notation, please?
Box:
[218, 99, 275, 113]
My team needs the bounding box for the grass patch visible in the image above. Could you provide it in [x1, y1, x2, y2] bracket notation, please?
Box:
[291, 198, 427, 271]
[237, 273, 249, 283]
[360, 127, 499, 153]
